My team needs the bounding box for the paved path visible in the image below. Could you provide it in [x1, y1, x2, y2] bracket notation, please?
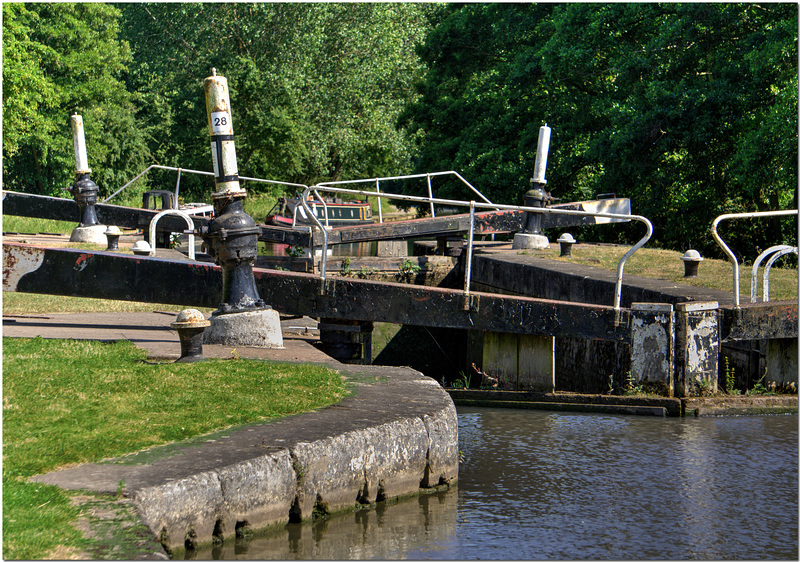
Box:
[3, 310, 332, 364]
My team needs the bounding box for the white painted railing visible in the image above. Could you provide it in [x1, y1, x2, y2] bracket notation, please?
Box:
[301, 184, 650, 311]
[316, 171, 496, 222]
[751, 245, 798, 303]
[102, 164, 307, 205]
[711, 209, 798, 306]
[148, 209, 196, 260]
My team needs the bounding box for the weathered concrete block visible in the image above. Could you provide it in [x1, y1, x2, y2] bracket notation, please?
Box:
[217, 452, 296, 534]
[203, 308, 283, 348]
[289, 414, 436, 520]
[511, 233, 549, 250]
[362, 417, 429, 500]
[630, 303, 674, 396]
[291, 432, 372, 519]
[675, 302, 719, 396]
[421, 399, 460, 487]
[133, 471, 224, 551]
[69, 224, 108, 244]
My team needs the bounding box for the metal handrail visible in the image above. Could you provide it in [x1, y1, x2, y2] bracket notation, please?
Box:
[148, 209, 196, 260]
[102, 164, 308, 204]
[710, 209, 799, 307]
[316, 171, 496, 221]
[751, 245, 795, 303]
[290, 190, 330, 228]
[300, 184, 651, 311]
[763, 247, 797, 302]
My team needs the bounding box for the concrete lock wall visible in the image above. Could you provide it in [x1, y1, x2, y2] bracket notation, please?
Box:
[31, 367, 459, 554]
[133, 401, 458, 552]
[467, 254, 797, 396]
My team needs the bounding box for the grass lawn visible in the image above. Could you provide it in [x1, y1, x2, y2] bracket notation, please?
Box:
[2, 292, 208, 315]
[2, 338, 349, 560]
[518, 243, 798, 302]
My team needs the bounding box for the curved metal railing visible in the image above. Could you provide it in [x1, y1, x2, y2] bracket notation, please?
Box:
[711, 209, 798, 307]
[751, 245, 797, 303]
[762, 247, 798, 303]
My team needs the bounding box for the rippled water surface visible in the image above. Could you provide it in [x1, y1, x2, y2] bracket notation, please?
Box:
[194, 408, 798, 560]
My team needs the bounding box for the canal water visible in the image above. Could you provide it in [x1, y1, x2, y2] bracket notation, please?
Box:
[192, 408, 798, 560]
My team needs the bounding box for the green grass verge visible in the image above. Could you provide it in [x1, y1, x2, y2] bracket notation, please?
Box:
[2, 215, 77, 236]
[519, 244, 798, 302]
[2, 292, 212, 315]
[2, 337, 349, 559]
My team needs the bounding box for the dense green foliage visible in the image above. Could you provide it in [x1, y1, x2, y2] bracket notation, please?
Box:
[3, 3, 796, 259]
[400, 3, 798, 259]
[118, 2, 437, 198]
[2, 3, 148, 197]
[3, 2, 437, 201]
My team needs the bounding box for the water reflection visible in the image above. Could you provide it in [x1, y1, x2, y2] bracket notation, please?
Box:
[189, 409, 797, 560]
[194, 491, 457, 560]
[452, 408, 798, 560]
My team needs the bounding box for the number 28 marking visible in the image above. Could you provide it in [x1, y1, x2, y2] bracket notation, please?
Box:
[210, 111, 230, 133]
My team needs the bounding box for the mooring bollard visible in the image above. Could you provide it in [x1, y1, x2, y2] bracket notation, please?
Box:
[681, 249, 704, 278]
[557, 233, 576, 257]
[171, 309, 211, 362]
[105, 226, 122, 251]
[131, 240, 152, 256]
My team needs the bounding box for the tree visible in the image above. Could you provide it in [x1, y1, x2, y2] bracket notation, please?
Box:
[2, 3, 148, 197]
[120, 3, 439, 199]
[400, 4, 798, 259]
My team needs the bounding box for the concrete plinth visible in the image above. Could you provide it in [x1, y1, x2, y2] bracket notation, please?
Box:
[204, 309, 284, 348]
[675, 302, 719, 396]
[69, 224, 107, 244]
[511, 233, 549, 250]
[630, 303, 674, 396]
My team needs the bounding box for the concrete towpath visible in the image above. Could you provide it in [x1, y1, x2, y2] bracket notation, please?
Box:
[2, 310, 333, 363]
[4, 310, 459, 556]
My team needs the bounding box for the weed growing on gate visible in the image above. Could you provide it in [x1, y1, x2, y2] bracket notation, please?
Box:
[623, 371, 645, 396]
[724, 357, 740, 395]
[746, 373, 776, 396]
